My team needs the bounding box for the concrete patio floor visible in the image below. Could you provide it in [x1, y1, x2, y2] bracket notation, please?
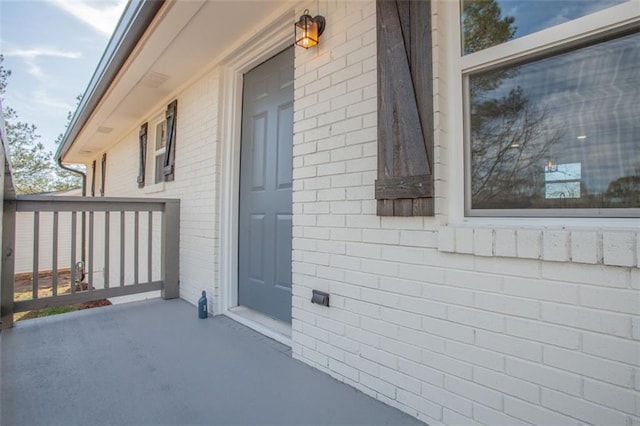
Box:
[1, 298, 423, 425]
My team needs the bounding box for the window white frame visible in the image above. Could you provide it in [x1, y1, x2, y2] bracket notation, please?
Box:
[447, 1, 640, 220]
[153, 116, 167, 185]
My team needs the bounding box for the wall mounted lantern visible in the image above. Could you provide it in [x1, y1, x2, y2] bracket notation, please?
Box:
[295, 9, 326, 49]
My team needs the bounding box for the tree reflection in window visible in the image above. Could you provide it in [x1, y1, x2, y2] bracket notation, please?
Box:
[465, 0, 563, 209]
[464, 0, 640, 211]
[462, 0, 628, 55]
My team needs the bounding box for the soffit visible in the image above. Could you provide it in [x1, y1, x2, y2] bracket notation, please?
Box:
[64, 0, 286, 164]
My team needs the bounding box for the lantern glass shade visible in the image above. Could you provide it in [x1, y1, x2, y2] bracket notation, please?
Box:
[295, 13, 319, 49]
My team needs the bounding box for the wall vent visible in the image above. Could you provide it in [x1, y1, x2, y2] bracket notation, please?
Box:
[141, 71, 170, 88]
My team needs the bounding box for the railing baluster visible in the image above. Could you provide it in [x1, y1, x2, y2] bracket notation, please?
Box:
[134, 211, 139, 285]
[52, 212, 58, 296]
[88, 211, 94, 292]
[120, 211, 125, 287]
[104, 211, 110, 288]
[71, 212, 77, 294]
[1, 200, 17, 329]
[161, 201, 180, 300]
[33, 212, 39, 299]
[148, 211, 152, 284]
[5, 196, 179, 327]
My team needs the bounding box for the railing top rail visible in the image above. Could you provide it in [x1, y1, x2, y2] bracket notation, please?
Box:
[16, 195, 180, 203]
[13, 196, 180, 213]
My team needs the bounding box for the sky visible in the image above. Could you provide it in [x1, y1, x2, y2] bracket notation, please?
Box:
[0, 0, 127, 153]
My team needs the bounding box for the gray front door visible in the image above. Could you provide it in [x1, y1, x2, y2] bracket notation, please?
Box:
[238, 47, 294, 323]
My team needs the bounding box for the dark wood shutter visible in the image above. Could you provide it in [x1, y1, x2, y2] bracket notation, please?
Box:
[90, 160, 96, 197]
[376, 0, 434, 216]
[163, 100, 177, 182]
[100, 153, 107, 197]
[137, 123, 148, 188]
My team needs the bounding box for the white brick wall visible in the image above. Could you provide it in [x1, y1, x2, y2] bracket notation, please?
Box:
[291, 1, 640, 425]
[87, 69, 220, 309]
[440, 225, 640, 268]
[83, 1, 639, 424]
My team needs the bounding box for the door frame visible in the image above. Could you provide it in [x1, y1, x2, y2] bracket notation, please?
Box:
[218, 6, 296, 338]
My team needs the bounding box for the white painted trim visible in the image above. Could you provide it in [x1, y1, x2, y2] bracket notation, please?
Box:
[218, 6, 297, 319]
[224, 311, 292, 348]
[141, 182, 165, 195]
[444, 0, 465, 224]
[227, 305, 292, 345]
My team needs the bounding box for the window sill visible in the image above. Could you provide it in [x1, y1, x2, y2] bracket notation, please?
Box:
[141, 182, 165, 195]
[438, 223, 639, 268]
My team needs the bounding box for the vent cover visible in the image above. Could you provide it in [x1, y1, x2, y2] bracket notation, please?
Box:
[141, 71, 170, 88]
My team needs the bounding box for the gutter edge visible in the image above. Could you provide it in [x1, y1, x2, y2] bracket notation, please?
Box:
[55, 0, 164, 163]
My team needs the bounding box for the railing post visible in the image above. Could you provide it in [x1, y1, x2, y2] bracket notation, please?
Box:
[161, 199, 179, 299]
[1, 200, 16, 329]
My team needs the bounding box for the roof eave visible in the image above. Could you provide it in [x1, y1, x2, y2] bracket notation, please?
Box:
[55, 0, 164, 163]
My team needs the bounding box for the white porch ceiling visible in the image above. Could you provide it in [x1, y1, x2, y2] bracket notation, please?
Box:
[64, 0, 288, 164]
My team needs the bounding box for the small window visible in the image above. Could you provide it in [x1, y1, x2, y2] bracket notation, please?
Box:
[154, 120, 166, 184]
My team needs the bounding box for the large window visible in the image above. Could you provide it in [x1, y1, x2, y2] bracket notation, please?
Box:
[461, 0, 639, 216]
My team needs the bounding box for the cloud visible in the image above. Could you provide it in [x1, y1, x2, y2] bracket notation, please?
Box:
[5, 48, 82, 60]
[26, 63, 45, 80]
[5, 89, 72, 118]
[5, 48, 83, 80]
[45, 0, 128, 37]
[32, 90, 74, 112]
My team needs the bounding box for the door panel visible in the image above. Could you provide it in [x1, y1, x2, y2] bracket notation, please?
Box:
[251, 113, 267, 191]
[275, 213, 292, 290]
[276, 102, 293, 189]
[248, 214, 265, 282]
[238, 47, 294, 323]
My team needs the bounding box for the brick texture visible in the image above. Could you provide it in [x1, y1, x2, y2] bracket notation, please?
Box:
[87, 70, 220, 310]
[89, 1, 640, 425]
[291, 2, 639, 425]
